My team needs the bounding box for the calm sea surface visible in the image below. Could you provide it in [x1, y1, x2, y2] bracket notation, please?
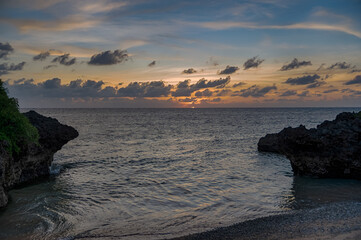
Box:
[1, 108, 361, 240]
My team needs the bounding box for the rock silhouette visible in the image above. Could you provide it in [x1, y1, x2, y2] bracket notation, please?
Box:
[258, 112, 361, 179]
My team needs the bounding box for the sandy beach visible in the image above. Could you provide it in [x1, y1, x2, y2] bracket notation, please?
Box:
[171, 202, 361, 240]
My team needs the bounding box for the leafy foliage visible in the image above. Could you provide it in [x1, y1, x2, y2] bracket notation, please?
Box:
[0, 80, 39, 154]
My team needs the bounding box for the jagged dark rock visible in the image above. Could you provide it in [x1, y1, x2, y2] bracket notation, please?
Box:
[0, 111, 78, 207]
[258, 111, 361, 179]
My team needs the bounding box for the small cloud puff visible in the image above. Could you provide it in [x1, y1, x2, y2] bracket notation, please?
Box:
[219, 65, 239, 74]
[88, 49, 129, 65]
[243, 56, 264, 70]
[280, 58, 312, 71]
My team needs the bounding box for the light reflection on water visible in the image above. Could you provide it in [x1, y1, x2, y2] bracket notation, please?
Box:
[1, 108, 361, 240]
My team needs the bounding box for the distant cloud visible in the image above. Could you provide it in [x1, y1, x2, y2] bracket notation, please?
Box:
[323, 89, 338, 93]
[216, 89, 231, 96]
[196, 21, 361, 39]
[182, 68, 197, 74]
[7, 78, 115, 98]
[317, 63, 325, 71]
[233, 85, 276, 97]
[344, 75, 361, 85]
[88, 49, 129, 65]
[280, 58, 312, 71]
[195, 89, 213, 97]
[148, 60, 156, 67]
[0, 42, 14, 59]
[349, 69, 361, 73]
[52, 53, 76, 66]
[13, 78, 34, 84]
[193, 77, 230, 89]
[44, 64, 57, 69]
[280, 90, 297, 97]
[307, 80, 325, 88]
[298, 90, 310, 97]
[219, 65, 239, 74]
[172, 80, 193, 97]
[232, 82, 246, 88]
[243, 56, 264, 70]
[117, 81, 172, 97]
[285, 74, 320, 85]
[206, 57, 219, 66]
[0, 62, 26, 75]
[178, 97, 196, 103]
[41, 78, 61, 88]
[172, 77, 230, 97]
[328, 62, 352, 70]
[33, 51, 50, 61]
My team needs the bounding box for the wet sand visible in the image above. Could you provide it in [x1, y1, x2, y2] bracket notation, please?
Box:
[171, 202, 361, 240]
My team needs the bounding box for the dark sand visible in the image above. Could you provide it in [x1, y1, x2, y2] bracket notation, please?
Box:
[170, 202, 361, 240]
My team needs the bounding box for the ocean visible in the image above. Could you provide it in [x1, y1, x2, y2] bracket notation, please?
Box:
[1, 108, 361, 240]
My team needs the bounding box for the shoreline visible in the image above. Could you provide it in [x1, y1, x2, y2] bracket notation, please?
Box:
[170, 202, 361, 240]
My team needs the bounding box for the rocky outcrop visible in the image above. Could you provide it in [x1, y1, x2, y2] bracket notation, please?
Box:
[0, 111, 78, 207]
[258, 111, 361, 179]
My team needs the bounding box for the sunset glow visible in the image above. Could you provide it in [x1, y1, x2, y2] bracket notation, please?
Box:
[0, 0, 360, 107]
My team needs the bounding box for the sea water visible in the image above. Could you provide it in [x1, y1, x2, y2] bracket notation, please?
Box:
[1, 108, 361, 240]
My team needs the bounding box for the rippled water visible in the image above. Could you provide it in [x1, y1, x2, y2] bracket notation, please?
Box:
[1, 108, 361, 240]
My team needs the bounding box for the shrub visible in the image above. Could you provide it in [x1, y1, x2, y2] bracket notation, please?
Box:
[0, 80, 39, 154]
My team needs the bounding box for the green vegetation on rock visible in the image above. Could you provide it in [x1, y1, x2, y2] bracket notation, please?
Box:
[0, 80, 39, 154]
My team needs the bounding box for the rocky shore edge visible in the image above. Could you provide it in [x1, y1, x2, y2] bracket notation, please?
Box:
[0, 110, 78, 207]
[258, 111, 361, 179]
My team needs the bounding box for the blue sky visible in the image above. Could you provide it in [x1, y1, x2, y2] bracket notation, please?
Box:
[0, 0, 360, 107]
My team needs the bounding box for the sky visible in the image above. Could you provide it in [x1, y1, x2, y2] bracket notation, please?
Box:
[0, 0, 360, 108]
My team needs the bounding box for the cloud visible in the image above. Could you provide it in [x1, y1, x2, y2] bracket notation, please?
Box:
[233, 85, 277, 97]
[172, 80, 193, 97]
[280, 90, 297, 97]
[193, 77, 230, 89]
[195, 89, 213, 97]
[232, 82, 246, 88]
[88, 49, 129, 65]
[182, 68, 197, 74]
[219, 65, 239, 74]
[148, 60, 156, 67]
[206, 57, 219, 66]
[306, 80, 325, 88]
[285, 74, 320, 85]
[13, 78, 34, 84]
[52, 54, 76, 66]
[210, 97, 221, 102]
[33, 51, 50, 61]
[0, 42, 14, 59]
[7, 78, 115, 99]
[172, 77, 230, 97]
[344, 75, 361, 85]
[1, 16, 101, 32]
[327, 62, 352, 70]
[297, 91, 310, 97]
[195, 21, 361, 39]
[44, 64, 57, 69]
[178, 97, 196, 103]
[243, 56, 265, 70]
[216, 89, 232, 96]
[280, 58, 312, 71]
[117, 81, 172, 97]
[0, 62, 26, 75]
[323, 89, 338, 93]
[317, 63, 325, 71]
